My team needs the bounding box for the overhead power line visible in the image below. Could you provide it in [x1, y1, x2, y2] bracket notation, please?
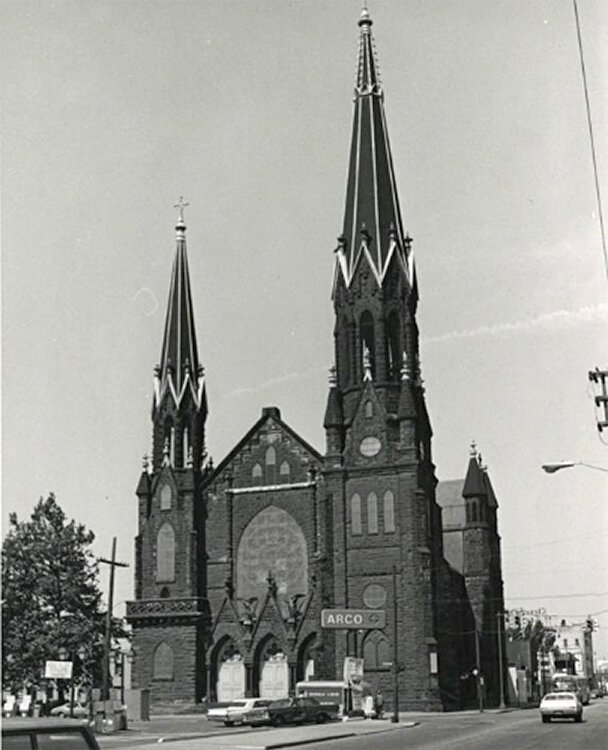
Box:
[573, 0, 608, 279]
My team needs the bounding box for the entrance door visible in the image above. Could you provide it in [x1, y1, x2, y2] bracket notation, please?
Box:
[217, 658, 245, 702]
[260, 653, 288, 699]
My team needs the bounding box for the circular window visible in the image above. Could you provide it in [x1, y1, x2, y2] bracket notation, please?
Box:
[359, 436, 381, 457]
[363, 584, 387, 609]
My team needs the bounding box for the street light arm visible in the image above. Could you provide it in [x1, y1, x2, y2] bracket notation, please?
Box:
[542, 461, 608, 474]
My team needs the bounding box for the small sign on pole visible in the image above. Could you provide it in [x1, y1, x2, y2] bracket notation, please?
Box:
[45, 660, 73, 679]
[321, 609, 386, 629]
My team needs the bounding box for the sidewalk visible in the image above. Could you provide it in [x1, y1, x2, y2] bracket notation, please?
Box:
[96, 715, 419, 749]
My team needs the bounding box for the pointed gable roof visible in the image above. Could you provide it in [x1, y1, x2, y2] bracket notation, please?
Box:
[154, 201, 206, 413]
[335, 9, 415, 293]
[462, 453, 487, 498]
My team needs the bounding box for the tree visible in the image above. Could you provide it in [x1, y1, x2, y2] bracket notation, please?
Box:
[2, 494, 110, 694]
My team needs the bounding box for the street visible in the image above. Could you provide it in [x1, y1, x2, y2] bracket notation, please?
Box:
[99, 700, 608, 750]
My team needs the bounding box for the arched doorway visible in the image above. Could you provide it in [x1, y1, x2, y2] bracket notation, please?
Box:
[216, 640, 245, 702]
[258, 639, 288, 699]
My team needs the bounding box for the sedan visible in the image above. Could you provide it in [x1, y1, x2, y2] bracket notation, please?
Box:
[539, 691, 583, 723]
[49, 702, 89, 719]
[207, 698, 272, 727]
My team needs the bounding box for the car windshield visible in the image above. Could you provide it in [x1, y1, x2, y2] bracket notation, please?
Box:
[229, 701, 249, 707]
[545, 693, 575, 701]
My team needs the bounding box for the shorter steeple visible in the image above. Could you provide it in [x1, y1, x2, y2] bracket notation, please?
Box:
[151, 200, 207, 472]
[154, 198, 206, 415]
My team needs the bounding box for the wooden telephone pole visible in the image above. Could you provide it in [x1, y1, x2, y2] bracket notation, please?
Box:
[99, 537, 129, 701]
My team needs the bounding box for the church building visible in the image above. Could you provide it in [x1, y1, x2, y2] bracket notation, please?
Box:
[127, 9, 505, 712]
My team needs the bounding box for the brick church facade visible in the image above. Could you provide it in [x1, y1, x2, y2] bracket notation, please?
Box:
[126, 10, 506, 712]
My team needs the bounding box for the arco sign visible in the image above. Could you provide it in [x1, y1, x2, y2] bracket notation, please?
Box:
[321, 608, 386, 630]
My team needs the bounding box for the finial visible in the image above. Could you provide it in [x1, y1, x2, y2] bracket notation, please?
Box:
[335, 234, 347, 254]
[400, 351, 410, 382]
[404, 234, 413, 253]
[328, 366, 337, 387]
[187, 445, 193, 469]
[142, 454, 149, 472]
[153, 364, 161, 379]
[162, 437, 171, 466]
[389, 221, 398, 241]
[359, 4, 372, 28]
[478, 453, 483, 468]
[174, 196, 189, 225]
[363, 345, 373, 381]
[360, 222, 371, 244]
[470, 440, 477, 457]
[184, 357, 191, 376]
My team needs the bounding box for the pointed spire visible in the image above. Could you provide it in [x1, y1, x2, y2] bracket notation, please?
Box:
[337, 10, 414, 291]
[156, 198, 202, 410]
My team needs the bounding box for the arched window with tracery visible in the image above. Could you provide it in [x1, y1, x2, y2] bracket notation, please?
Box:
[236, 506, 308, 602]
[156, 523, 175, 582]
[363, 630, 391, 670]
[279, 460, 291, 483]
[351, 493, 362, 535]
[367, 492, 378, 534]
[153, 642, 174, 680]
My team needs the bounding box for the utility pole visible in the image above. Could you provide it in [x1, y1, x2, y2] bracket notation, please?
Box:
[99, 538, 129, 702]
[391, 564, 399, 723]
[496, 612, 506, 709]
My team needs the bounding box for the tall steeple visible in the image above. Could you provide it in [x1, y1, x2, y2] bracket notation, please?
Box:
[152, 198, 207, 472]
[328, 9, 426, 437]
[334, 7, 415, 295]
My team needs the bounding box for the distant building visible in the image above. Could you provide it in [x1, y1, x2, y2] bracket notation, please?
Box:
[126, 9, 505, 712]
[554, 619, 595, 679]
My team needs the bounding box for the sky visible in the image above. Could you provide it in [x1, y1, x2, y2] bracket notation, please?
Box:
[3, 0, 607, 660]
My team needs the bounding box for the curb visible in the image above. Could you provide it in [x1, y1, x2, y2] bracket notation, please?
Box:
[263, 722, 419, 749]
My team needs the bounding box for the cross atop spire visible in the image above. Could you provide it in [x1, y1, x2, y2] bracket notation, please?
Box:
[174, 196, 189, 225]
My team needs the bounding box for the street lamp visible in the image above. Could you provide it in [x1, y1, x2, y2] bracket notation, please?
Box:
[541, 461, 608, 474]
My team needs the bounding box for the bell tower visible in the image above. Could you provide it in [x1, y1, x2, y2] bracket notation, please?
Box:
[127, 200, 210, 704]
[323, 9, 443, 711]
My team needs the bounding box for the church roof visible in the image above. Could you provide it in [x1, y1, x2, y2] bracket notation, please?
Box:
[154, 199, 206, 412]
[334, 9, 415, 293]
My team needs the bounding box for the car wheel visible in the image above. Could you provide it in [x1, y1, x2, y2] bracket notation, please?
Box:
[224, 721, 234, 727]
[58, 712, 66, 719]
[541, 715, 549, 723]
[272, 715, 286, 727]
[315, 713, 329, 724]
[575, 713, 582, 723]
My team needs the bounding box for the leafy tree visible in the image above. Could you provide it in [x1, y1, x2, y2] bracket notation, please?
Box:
[2, 494, 118, 695]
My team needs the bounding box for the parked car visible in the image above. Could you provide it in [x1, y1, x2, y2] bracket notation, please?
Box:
[207, 698, 272, 727]
[539, 692, 583, 723]
[266, 696, 339, 727]
[2, 718, 100, 749]
[49, 701, 88, 719]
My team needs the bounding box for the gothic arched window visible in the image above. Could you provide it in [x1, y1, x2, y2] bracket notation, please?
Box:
[386, 312, 401, 380]
[252, 463, 263, 481]
[383, 491, 395, 533]
[156, 523, 175, 582]
[279, 460, 291, 482]
[363, 630, 390, 670]
[360, 311, 375, 379]
[367, 492, 378, 534]
[265, 446, 277, 484]
[160, 484, 172, 511]
[365, 400, 373, 418]
[236, 506, 308, 602]
[153, 642, 174, 680]
[351, 493, 362, 535]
